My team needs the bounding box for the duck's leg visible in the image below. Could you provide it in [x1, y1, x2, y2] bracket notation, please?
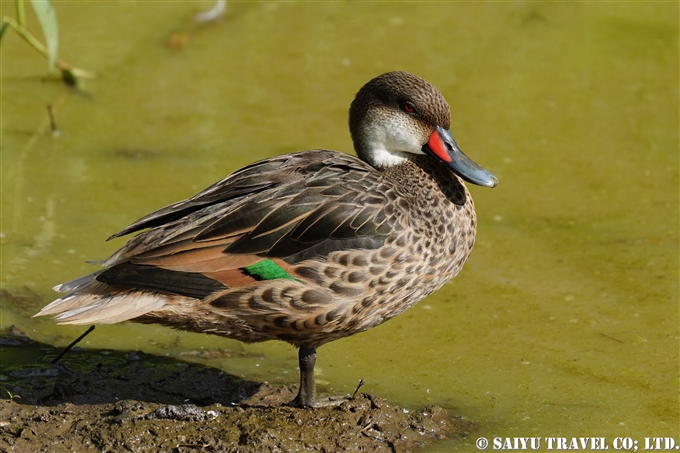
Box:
[290, 345, 316, 408]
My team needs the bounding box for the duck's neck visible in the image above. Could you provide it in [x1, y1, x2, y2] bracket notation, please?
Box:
[382, 156, 471, 208]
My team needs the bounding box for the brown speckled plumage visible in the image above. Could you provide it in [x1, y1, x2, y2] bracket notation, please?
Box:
[36, 71, 497, 408]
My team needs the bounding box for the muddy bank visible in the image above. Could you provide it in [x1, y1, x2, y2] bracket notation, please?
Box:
[0, 327, 474, 452]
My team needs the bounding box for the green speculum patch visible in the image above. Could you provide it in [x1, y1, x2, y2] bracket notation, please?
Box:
[242, 259, 297, 281]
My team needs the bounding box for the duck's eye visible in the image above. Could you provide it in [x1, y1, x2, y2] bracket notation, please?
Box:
[401, 102, 416, 114]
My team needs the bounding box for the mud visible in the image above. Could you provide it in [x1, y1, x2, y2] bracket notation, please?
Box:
[0, 325, 474, 452]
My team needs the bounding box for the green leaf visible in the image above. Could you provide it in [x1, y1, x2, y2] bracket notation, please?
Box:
[30, 0, 58, 71]
[0, 21, 8, 42]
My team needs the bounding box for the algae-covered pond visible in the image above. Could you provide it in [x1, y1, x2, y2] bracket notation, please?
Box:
[1, 2, 678, 451]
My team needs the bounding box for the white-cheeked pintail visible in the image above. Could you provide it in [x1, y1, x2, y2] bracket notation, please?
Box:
[36, 71, 498, 408]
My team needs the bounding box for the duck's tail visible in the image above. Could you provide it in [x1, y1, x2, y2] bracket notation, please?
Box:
[34, 272, 168, 325]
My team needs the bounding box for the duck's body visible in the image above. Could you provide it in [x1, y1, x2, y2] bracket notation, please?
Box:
[36, 72, 497, 407]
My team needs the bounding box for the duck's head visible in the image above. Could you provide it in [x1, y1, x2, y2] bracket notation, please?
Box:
[349, 71, 498, 188]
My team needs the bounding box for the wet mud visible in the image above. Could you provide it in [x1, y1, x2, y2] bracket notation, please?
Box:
[0, 326, 474, 452]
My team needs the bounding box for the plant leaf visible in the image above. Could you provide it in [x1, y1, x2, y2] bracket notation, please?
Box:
[0, 21, 9, 42]
[30, 0, 59, 71]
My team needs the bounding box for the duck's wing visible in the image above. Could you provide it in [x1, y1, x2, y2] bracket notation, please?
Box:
[55, 150, 398, 302]
[106, 155, 291, 240]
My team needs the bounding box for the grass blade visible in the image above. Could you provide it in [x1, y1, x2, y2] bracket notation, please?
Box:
[29, 0, 58, 71]
[0, 21, 9, 41]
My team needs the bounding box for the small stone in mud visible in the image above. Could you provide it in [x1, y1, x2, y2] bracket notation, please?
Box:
[147, 404, 218, 421]
[110, 400, 146, 423]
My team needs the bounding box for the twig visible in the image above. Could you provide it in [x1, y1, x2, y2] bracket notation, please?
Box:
[351, 378, 365, 399]
[47, 104, 59, 136]
[51, 325, 95, 364]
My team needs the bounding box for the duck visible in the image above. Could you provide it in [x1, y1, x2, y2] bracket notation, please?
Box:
[35, 71, 498, 408]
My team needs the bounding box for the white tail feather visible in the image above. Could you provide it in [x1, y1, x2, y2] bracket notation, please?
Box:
[36, 276, 168, 324]
[49, 292, 167, 324]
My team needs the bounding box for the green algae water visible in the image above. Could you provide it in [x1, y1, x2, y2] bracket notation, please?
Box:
[2, 2, 677, 450]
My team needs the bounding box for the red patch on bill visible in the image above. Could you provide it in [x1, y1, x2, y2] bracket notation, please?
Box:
[427, 131, 452, 162]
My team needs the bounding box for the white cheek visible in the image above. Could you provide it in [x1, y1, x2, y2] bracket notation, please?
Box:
[383, 126, 425, 154]
[363, 119, 424, 169]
